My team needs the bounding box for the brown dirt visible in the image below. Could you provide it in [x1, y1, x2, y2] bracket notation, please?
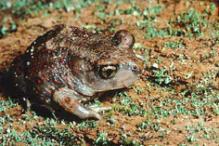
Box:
[0, 0, 218, 145]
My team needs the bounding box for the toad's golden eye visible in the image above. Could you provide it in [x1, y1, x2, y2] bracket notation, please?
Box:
[99, 65, 118, 79]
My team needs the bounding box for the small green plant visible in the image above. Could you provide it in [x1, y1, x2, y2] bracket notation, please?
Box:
[133, 86, 144, 95]
[31, 124, 79, 145]
[136, 5, 163, 29]
[213, 103, 219, 115]
[114, 5, 141, 16]
[184, 122, 217, 144]
[142, 5, 163, 20]
[114, 92, 147, 117]
[0, 0, 12, 10]
[120, 134, 143, 146]
[173, 9, 208, 37]
[164, 40, 185, 49]
[0, 97, 17, 112]
[152, 106, 170, 118]
[204, 2, 217, 15]
[94, 132, 110, 146]
[186, 134, 197, 143]
[77, 120, 97, 129]
[137, 120, 160, 132]
[95, 5, 108, 21]
[0, 16, 17, 37]
[82, 24, 103, 33]
[144, 26, 170, 39]
[151, 67, 172, 86]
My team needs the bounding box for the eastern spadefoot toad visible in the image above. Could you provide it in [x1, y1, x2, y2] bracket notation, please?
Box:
[9, 24, 140, 119]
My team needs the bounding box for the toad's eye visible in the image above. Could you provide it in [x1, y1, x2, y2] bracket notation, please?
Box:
[99, 65, 118, 79]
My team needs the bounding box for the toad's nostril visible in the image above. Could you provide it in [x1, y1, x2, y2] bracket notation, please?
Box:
[128, 62, 140, 73]
[133, 65, 137, 70]
[132, 65, 139, 73]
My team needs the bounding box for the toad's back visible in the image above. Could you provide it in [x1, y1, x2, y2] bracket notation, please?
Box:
[9, 24, 140, 119]
[27, 25, 132, 63]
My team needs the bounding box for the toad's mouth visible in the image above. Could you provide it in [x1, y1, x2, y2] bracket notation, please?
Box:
[90, 69, 139, 93]
[73, 71, 139, 99]
[73, 61, 140, 98]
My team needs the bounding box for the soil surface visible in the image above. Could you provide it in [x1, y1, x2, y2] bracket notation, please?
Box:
[0, 0, 218, 145]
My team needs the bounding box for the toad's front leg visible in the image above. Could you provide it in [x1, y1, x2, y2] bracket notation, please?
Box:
[53, 87, 101, 119]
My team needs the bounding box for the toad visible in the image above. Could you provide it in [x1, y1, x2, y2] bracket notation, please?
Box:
[9, 24, 140, 119]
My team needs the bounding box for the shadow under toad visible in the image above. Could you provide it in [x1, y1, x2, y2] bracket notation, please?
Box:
[0, 70, 120, 122]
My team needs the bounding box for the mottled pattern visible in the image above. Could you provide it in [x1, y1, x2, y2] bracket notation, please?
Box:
[8, 24, 140, 118]
[28, 25, 136, 64]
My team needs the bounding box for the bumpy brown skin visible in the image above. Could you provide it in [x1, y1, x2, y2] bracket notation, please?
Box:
[9, 24, 140, 119]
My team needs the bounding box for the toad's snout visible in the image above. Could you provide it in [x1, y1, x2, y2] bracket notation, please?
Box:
[123, 61, 141, 75]
[129, 62, 140, 74]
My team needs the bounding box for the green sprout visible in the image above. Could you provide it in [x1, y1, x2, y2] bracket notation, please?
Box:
[94, 132, 110, 146]
[164, 40, 185, 49]
[151, 67, 172, 86]
[174, 9, 208, 37]
[77, 120, 97, 129]
[114, 92, 147, 117]
[95, 5, 108, 21]
[137, 120, 160, 132]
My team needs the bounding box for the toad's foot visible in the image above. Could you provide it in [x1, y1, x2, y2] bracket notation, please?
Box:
[53, 87, 101, 120]
[89, 106, 112, 113]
